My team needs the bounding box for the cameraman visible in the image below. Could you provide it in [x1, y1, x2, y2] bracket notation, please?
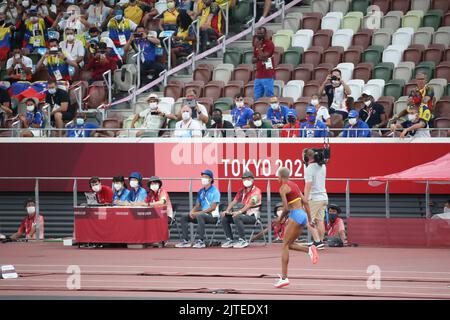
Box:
[123, 27, 165, 88]
[319, 69, 351, 119]
[36, 38, 78, 82]
[85, 41, 118, 84]
[303, 148, 328, 250]
[166, 88, 209, 126]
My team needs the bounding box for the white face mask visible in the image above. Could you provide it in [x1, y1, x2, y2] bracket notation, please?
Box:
[27, 206, 36, 215]
[113, 183, 122, 191]
[22, 0, 30, 8]
[254, 120, 262, 127]
[243, 180, 253, 188]
[236, 101, 244, 109]
[348, 118, 357, 125]
[149, 102, 158, 110]
[26, 105, 35, 112]
[201, 178, 210, 186]
[130, 180, 139, 188]
[150, 183, 160, 192]
[66, 34, 75, 42]
[92, 184, 101, 192]
[407, 114, 417, 121]
[182, 111, 191, 121]
[364, 100, 371, 107]
[14, 54, 21, 60]
[310, 99, 319, 106]
[332, 80, 340, 86]
[271, 103, 279, 110]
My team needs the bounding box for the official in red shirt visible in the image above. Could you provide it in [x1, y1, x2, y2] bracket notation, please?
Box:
[281, 111, 301, 137]
[253, 26, 275, 101]
[10, 198, 44, 241]
[89, 177, 114, 204]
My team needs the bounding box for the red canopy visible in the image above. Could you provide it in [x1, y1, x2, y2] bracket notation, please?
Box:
[369, 152, 450, 186]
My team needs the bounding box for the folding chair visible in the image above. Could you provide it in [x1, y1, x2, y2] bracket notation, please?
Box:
[249, 217, 267, 245]
[193, 203, 224, 246]
[168, 203, 182, 241]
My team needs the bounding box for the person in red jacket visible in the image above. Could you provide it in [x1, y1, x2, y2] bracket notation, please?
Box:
[84, 42, 118, 84]
[281, 111, 300, 138]
[89, 176, 113, 204]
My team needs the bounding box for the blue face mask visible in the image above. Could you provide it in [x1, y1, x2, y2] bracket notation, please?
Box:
[115, 14, 123, 21]
[76, 118, 85, 126]
[307, 115, 315, 123]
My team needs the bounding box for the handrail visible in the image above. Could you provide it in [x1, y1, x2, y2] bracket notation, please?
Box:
[131, 48, 142, 89]
[102, 70, 112, 105]
[161, 36, 172, 71]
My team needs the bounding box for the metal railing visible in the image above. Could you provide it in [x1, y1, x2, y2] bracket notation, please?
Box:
[0, 176, 438, 242]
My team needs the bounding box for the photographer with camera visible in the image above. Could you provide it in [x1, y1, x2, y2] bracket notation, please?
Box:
[6, 46, 33, 82]
[168, 88, 209, 126]
[129, 93, 169, 137]
[303, 148, 328, 250]
[36, 38, 78, 82]
[123, 26, 165, 88]
[319, 69, 351, 119]
[84, 41, 118, 84]
[20, 8, 52, 53]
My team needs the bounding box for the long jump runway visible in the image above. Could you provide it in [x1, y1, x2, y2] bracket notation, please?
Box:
[0, 242, 449, 299]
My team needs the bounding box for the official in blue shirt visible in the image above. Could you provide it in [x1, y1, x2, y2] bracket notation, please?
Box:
[266, 96, 295, 128]
[300, 106, 328, 137]
[176, 169, 221, 249]
[342, 110, 371, 138]
[127, 172, 148, 204]
[112, 176, 131, 204]
[231, 93, 254, 128]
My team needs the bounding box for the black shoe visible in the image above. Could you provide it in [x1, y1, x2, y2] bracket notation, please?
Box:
[314, 241, 325, 250]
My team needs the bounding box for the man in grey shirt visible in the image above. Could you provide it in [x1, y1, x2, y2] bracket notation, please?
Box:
[303, 149, 328, 250]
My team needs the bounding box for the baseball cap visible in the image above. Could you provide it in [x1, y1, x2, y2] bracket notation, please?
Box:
[306, 106, 316, 114]
[242, 171, 255, 179]
[348, 110, 359, 118]
[287, 110, 296, 118]
[129, 172, 142, 181]
[362, 89, 373, 97]
[201, 170, 214, 180]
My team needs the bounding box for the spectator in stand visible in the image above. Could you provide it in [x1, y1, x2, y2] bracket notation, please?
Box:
[359, 90, 387, 129]
[209, 108, 234, 137]
[247, 111, 272, 137]
[415, 73, 435, 111]
[85, 41, 118, 83]
[325, 204, 347, 247]
[253, 26, 275, 101]
[342, 109, 371, 138]
[89, 176, 114, 204]
[45, 80, 75, 136]
[176, 169, 221, 248]
[0, 85, 12, 126]
[60, 28, 86, 69]
[112, 175, 131, 204]
[127, 172, 148, 204]
[172, 88, 208, 125]
[129, 93, 168, 137]
[134, 176, 174, 222]
[390, 104, 431, 138]
[36, 39, 78, 82]
[99, 36, 123, 67]
[66, 113, 99, 138]
[231, 93, 253, 130]
[197, 0, 222, 52]
[281, 110, 300, 138]
[21, 8, 51, 53]
[0, 11, 13, 62]
[300, 106, 328, 138]
[159, 0, 179, 32]
[171, 10, 195, 67]
[266, 96, 293, 132]
[391, 89, 432, 126]
[107, 6, 137, 53]
[84, 26, 101, 50]
[18, 97, 44, 137]
[123, 0, 149, 25]
[174, 104, 203, 138]
[53, 4, 90, 36]
[6, 47, 33, 82]
[310, 93, 331, 127]
[85, 0, 113, 29]
[10, 198, 44, 241]
[221, 171, 262, 249]
[123, 27, 165, 87]
[319, 69, 351, 119]
[1, 1, 20, 26]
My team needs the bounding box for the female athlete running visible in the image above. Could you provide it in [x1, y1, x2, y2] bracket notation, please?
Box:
[274, 167, 319, 288]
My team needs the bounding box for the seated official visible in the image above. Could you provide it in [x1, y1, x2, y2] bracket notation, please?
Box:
[176, 170, 220, 249]
[112, 176, 131, 204]
[116, 172, 148, 206]
[325, 204, 347, 247]
[134, 176, 174, 222]
[9, 198, 44, 241]
[89, 176, 114, 204]
[221, 171, 262, 249]
[342, 109, 371, 138]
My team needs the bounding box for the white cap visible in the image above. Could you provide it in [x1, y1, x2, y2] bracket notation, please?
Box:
[147, 93, 159, 100]
[362, 89, 372, 97]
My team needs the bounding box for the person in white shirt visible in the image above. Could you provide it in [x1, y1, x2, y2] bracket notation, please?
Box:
[303, 148, 328, 250]
[85, 0, 112, 29]
[53, 5, 90, 35]
[319, 69, 352, 120]
[6, 47, 33, 81]
[310, 93, 331, 127]
[60, 28, 85, 68]
[174, 105, 203, 138]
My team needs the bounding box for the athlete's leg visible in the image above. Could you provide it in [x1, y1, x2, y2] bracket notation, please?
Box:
[281, 219, 303, 278]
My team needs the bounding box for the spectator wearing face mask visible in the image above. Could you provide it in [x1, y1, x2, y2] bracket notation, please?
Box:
[129, 93, 168, 137]
[10, 198, 44, 241]
[221, 171, 262, 249]
[45, 80, 75, 136]
[0, 85, 12, 126]
[125, 172, 148, 205]
[107, 7, 137, 50]
[20, 8, 52, 53]
[36, 39, 78, 81]
[390, 89, 432, 127]
[139, 176, 174, 222]
[112, 175, 131, 204]
[159, 0, 179, 31]
[18, 97, 44, 137]
[209, 108, 234, 137]
[6, 47, 33, 82]
[300, 106, 328, 138]
[247, 111, 271, 137]
[53, 5, 89, 36]
[0, 11, 13, 62]
[319, 69, 351, 119]
[253, 26, 275, 101]
[176, 88, 209, 125]
[123, 0, 149, 25]
[266, 96, 293, 131]
[60, 28, 85, 69]
[231, 93, 253, 129]
[176, 169, 220, 248]
[89, 176, 114, 205]
[174, 104, 203, 138]
[342, 109, 371, 138]
[85, 41, 118, 82]
[359, 90, 387, 129]
[310, 93, 331, 127]
[66, 114, 98, 138]
[325, 204, 347, 247]
[281, 110, 300, 138]
[390, 104, 430, 138]
[197, 0, 222, 51]
[414, 73, 435, 111]
[85, 0, 113, 29]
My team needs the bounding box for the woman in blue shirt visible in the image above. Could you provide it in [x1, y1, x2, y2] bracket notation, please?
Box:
[19, 98, 45, 137]
[112, 176, 131, 205]
[127, 172, 148, 205]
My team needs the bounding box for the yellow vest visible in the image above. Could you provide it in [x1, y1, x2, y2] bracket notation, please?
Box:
[26, 19, 46, 47]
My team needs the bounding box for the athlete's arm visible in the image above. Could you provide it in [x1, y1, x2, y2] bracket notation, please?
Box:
[278, 185, 291, 223]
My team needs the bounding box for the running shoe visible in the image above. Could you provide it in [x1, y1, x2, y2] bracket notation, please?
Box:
[308, 245, 319, 264]
[192, 239, 206, 248]
[315, 241, 325, 250]
[233, 238, 249, 248]
[221, 238, 235, 248]
[175, 239, 192, 248]
[274, 275, 290, 288]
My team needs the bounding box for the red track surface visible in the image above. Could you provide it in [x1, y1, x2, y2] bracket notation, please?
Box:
[1, 242, 449, 299]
